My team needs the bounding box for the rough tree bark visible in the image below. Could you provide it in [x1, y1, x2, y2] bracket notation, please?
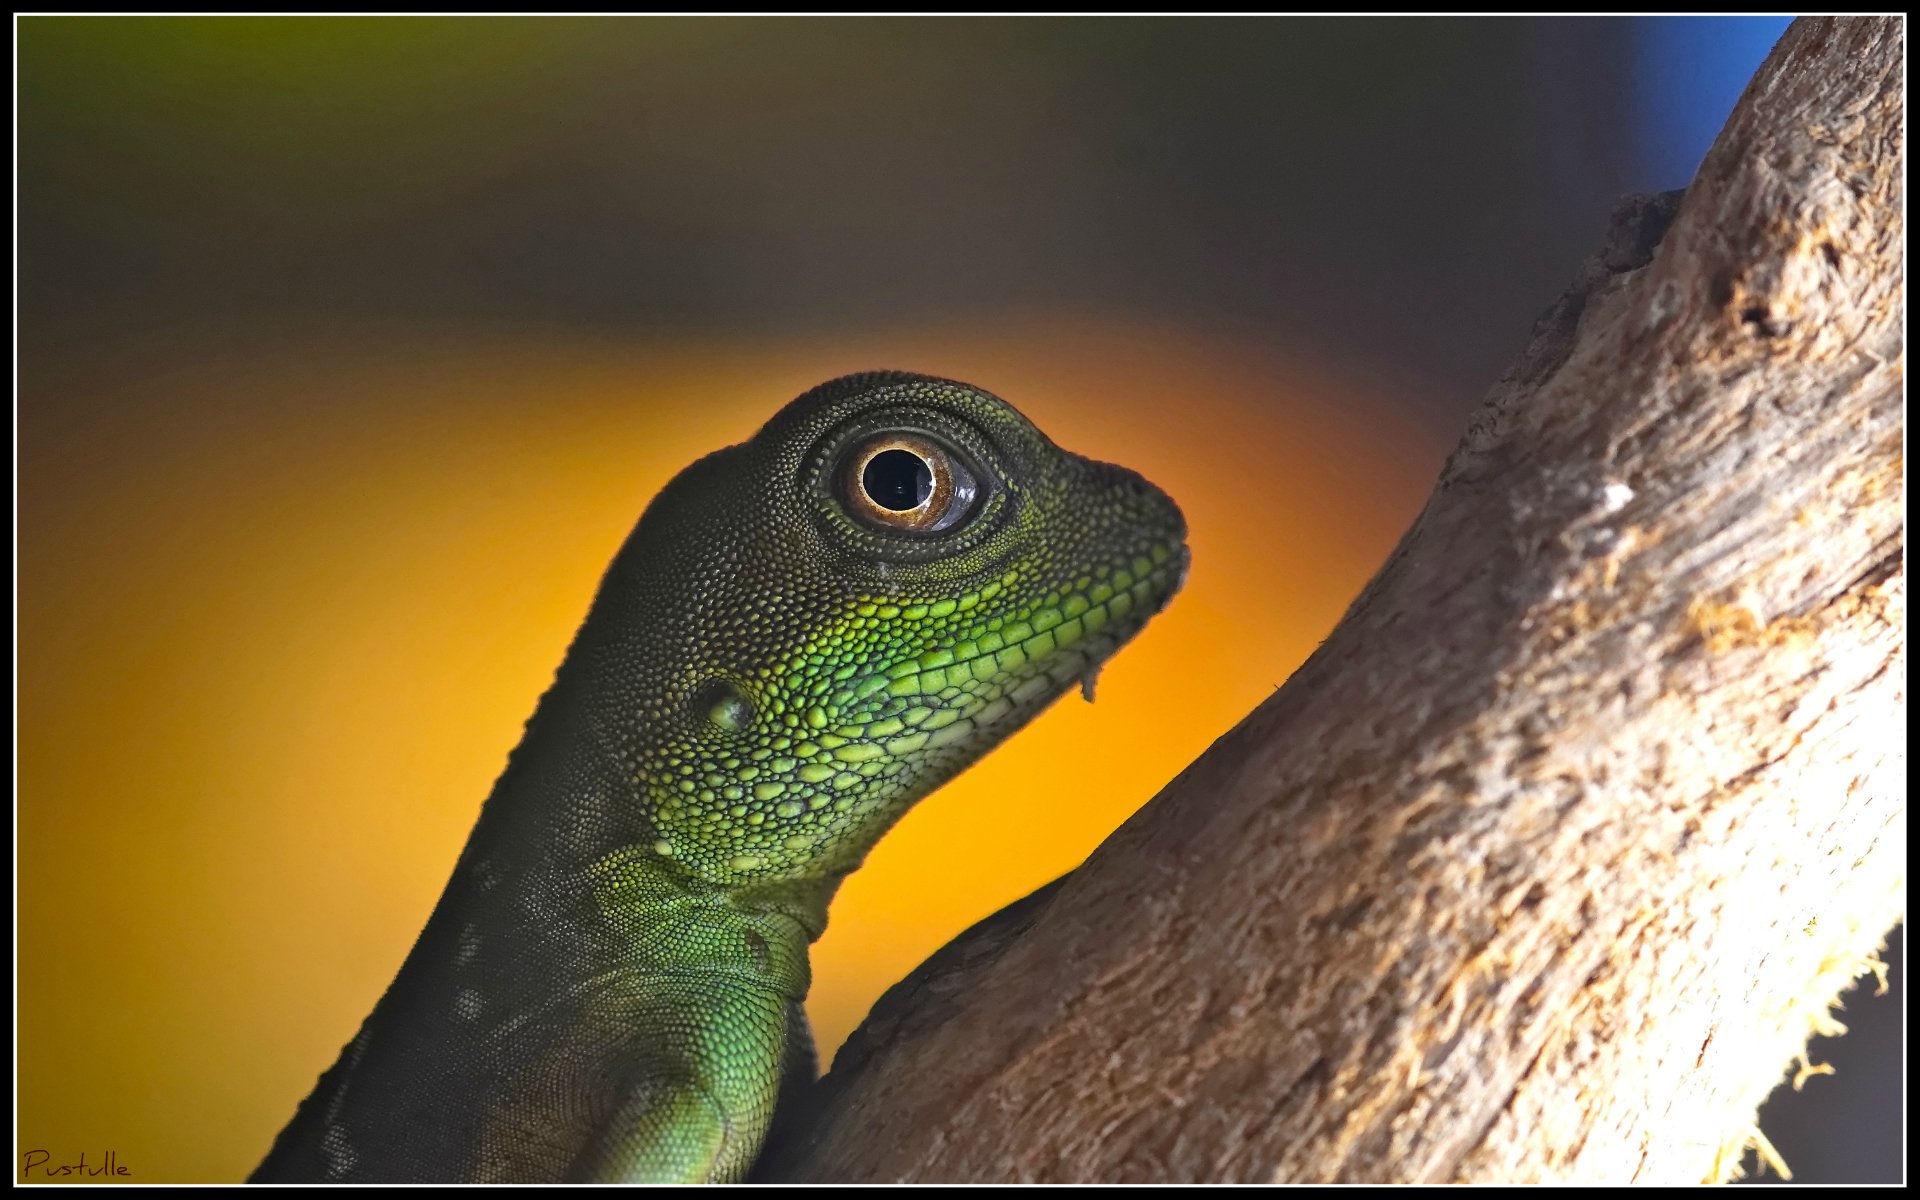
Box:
[762, 16, 1906, 1185]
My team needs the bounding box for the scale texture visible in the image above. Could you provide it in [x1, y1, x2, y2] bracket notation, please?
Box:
[251, 373, 1188, 1182]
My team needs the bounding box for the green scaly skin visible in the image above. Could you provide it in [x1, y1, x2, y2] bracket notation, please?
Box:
[251, 373, 1187, 1182]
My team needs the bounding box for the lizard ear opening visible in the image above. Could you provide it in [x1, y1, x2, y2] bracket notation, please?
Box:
[691, 678, 756, 733]
[838, 433, 979, 535]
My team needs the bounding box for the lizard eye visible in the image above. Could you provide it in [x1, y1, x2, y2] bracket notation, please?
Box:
[840, 433, 980, 535]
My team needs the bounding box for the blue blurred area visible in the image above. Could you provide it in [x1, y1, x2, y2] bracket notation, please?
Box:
[1630, 16, 1795, 187]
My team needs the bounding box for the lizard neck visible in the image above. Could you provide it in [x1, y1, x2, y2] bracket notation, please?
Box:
[466, 667, 842, 939]
[407, 669, 836, 1017]
[255, 685, 825, 1183]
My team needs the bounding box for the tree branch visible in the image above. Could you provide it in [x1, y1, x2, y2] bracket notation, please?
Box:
[764, 16, 1905, 1184]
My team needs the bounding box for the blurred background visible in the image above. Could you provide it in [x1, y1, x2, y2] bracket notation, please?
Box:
[19, 15, 1899, 1185]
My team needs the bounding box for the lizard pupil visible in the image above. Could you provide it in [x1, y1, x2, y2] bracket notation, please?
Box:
[861, 449, 933, 511]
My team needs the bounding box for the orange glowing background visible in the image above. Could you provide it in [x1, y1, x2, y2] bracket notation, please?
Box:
[19, 319, 1441, 1181]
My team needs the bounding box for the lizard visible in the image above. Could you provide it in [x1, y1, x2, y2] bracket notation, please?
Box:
[250, 371, 1188, 1183]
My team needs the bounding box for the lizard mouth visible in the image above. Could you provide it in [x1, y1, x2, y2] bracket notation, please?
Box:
[883, 540, 1188, 771]
[999, 543, 1187, 710]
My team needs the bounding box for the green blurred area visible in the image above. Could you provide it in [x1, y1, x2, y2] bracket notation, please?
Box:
[25, 18, 594, 200]
[20, 16, 1621, 408]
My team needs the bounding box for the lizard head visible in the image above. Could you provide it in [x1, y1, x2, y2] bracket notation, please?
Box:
[583, 372, 1187, 891]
